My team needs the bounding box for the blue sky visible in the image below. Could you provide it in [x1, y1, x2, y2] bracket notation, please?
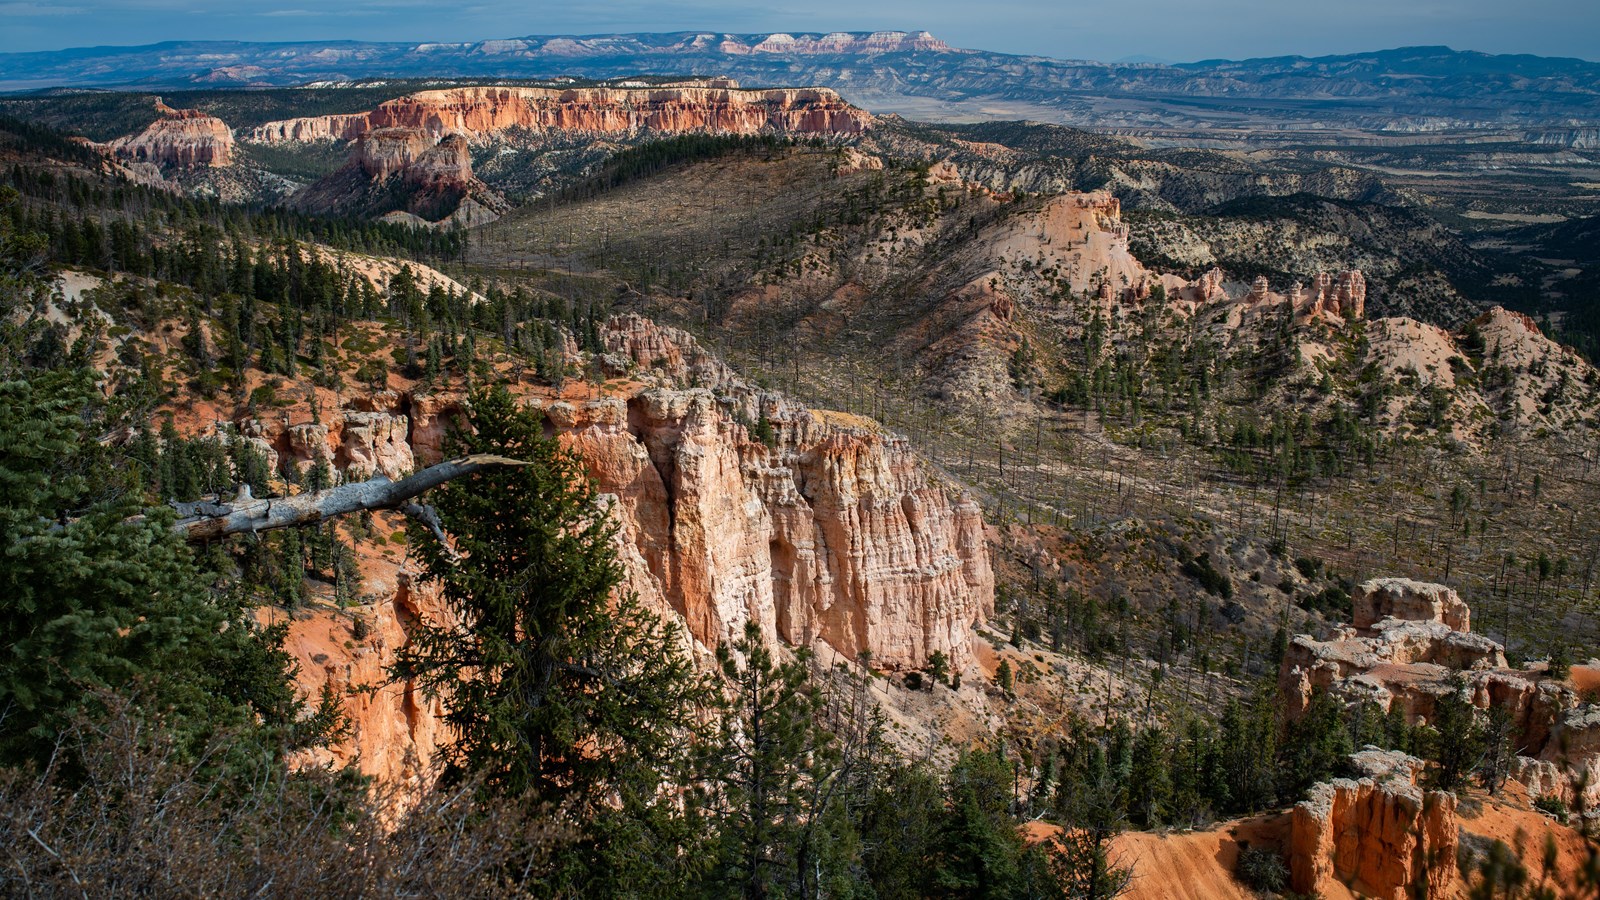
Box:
[1, 0, 1596, 61]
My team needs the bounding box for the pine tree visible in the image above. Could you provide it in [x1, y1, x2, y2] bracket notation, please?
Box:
[708, 621, 834, 898]
[1427, 677, 1485, 792]
[0, 371, 306, 768]
[1126, 725, 1172, 827]
[1053, 741, 1134, 900]
[936, 749, 1031, 897]
[391, 384, 713, 891]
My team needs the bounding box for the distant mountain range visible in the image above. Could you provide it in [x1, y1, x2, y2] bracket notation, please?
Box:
[3, 33, 1598, 136]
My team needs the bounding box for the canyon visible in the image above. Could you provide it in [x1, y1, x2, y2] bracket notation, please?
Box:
[4, 14, 1600, 893]
[169, 313, 992, 784]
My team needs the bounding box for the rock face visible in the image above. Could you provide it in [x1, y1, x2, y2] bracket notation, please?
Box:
[1352, 577, 1470, 633]
[546, 386, 991, 669]
[403, 133, 475, 189]
[248, 84, 871, 145]
[108, 102, 235, 169]
[578, 314, 993, 668]
[354, 127, 437, 180]
[260, 81, 868, 222]
[221, 313, 992, 785]
[1288, 749, 1457, 900]
[295, 127, 508, 225]
[1301, 269, 1366, 319]
[277, 570, 452, 791]
[1278, 578, 1599, 807]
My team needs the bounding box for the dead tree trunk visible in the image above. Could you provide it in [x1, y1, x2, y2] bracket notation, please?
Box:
[174, 454, 527, 543]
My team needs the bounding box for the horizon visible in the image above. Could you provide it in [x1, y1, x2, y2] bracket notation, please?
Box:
[1, 1, 1597, 64]
[2, 30, 1597, 69]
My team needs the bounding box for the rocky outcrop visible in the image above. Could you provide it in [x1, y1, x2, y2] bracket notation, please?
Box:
[966, 190, 1366, 326]
[250, 112, 370, 144]
[1288, 749, 1457, 900]
[354, 127, 436, 180]
[1299, 269, 1366, 320]
[402, 133, 474, 190]
[1352, 577, 1470, 633]
[1469, 305, 1597, 433]
[1278, 578, 1599, 807]
[278, 569, 452, 791]
[566, 314, 992, 668]
[107, 103, 235, 169]
[241, 406, 414, 482]
[248, 85, 871, 146]
[544, 387, 991, 669]
[341, 411, 415, 479]
[294, 127, 508, 225]
[217, 314, 993, 786]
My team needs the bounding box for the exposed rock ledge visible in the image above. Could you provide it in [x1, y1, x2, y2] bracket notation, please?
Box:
[246, 84, 871, 145]
[1289, 749, 1456, 900]
[105, 100, 235, 169]
[1279, 578, 1600, 808]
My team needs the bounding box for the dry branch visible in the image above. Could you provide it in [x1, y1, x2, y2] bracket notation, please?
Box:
[175, 454, 527, 543]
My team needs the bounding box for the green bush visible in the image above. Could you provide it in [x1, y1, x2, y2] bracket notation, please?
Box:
[1235, 845, 1289, 894]
[1533, 794, 1569, 823]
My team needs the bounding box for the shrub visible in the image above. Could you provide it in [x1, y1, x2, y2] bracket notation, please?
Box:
[1533, 794, 1569, 823]
[1235, 844, 1289, 894]
[1182, 553, 1233, 599]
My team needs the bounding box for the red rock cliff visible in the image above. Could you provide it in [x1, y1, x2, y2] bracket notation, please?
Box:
[247, 85, 871, 144]
[1288, 750, 1457, 900]
[221, 314, 990, 784]
[108, 103, 235, 168]
[547, 385, 991, 671]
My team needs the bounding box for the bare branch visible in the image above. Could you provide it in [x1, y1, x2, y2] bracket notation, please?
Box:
[175, 454, 528, 543]
[400, 501, 459, 563]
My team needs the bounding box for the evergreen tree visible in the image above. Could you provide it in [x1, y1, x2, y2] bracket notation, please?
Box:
[1053, 741, 1134, 900]
[936, 749, 1030, 897]
[707, 622, 832, 899]
[1279, 691, 1355, 800]
[0, 371, 306, 768]
[1428, 677, 1485, 792]
[391, 384, 713, 892]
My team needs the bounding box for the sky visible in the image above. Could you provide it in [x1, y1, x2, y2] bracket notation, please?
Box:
[1, 0, 1597, 62]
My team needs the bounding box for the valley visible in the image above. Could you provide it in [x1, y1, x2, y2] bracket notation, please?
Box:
[1, 30, 1597, 899]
